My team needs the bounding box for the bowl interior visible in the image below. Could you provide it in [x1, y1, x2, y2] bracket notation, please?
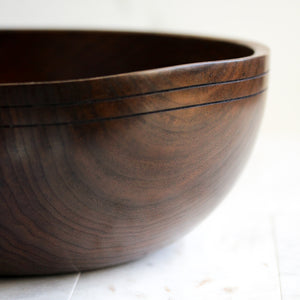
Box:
[0, 31, 253, 84]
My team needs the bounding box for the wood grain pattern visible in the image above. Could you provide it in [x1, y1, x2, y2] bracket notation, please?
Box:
[0, 30, 269, 275]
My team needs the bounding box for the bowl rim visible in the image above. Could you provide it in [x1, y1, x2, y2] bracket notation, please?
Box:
[0, 29, 269, 88]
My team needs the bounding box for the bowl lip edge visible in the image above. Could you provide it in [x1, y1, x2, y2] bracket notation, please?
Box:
[0, 29, 270, 88]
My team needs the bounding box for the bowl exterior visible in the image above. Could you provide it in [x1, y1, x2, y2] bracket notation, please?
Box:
[0, 30, 269, 275]
[0, 90, 266, 275]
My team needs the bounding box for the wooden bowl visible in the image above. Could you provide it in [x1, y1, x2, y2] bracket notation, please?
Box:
[0, 30, 269, 276]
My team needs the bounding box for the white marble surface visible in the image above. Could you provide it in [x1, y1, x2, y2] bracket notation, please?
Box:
[274, 216, 300, 300]
[0, 136, 299, 299]
[0, 273, 78, 300]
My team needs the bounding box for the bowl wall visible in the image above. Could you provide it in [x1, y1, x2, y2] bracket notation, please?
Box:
[0, 30, 269, 275]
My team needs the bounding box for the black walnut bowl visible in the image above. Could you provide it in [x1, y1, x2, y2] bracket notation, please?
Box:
[0, 30, 269, 276]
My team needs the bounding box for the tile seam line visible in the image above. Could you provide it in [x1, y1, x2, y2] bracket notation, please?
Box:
[67, 272, 81, 300]
[270, 216, 283, 300]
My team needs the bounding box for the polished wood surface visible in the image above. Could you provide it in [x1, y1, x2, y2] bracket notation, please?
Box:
[0, 30, 269, 276]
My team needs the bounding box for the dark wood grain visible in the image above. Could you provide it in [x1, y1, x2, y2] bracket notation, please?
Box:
[0, 30, 269, 276]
